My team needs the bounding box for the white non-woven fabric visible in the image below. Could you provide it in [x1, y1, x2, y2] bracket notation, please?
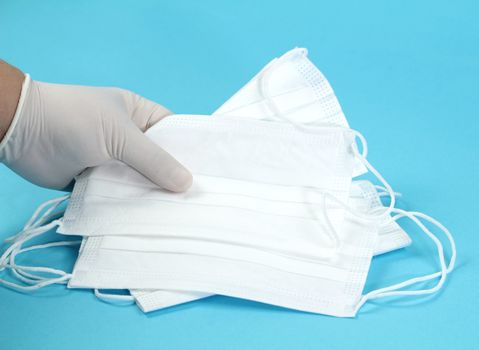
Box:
[58, 114, 358, 239]
[68, 201, 379, 317]
[129, 180, 412, 313]
[214, 47, 367, 176]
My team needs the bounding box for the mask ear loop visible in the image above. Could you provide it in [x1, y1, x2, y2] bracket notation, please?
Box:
[0, 266, 71, 291]
[5, 195, 70, 243]
[0, 196, 75, 291]
[8, 240, 81, 285]
[7, 207, 72, 283]
[0, 220, 65, 290]
[94, 289, 135, 304]
[353, 209, 456, 314]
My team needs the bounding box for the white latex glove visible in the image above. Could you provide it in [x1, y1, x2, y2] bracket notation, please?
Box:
[0, 75, 193, 191]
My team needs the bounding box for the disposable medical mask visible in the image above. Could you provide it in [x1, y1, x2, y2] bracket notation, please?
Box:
[68, 203, 380, 317]
[127, 180, 412, 313]
[58, 114, 360, 240]
[214, 48, 367, 176]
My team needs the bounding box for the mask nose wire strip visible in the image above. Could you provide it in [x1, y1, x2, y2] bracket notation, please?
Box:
[353, 209, 456, 313]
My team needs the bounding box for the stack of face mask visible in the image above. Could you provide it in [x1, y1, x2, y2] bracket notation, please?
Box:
[0, 48, 456, 317]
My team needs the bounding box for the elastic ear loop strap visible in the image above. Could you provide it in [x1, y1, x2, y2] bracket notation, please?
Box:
[9, 208, 71, 283]
[94, 289, 135, 303]
[0, 196, 78, 291]
[0, 196, 133, 302]
[353, 209, 456, 313]
[5, 194, 69, 243]
[0, 220, 68, 290]
[9, 240, 81, 285]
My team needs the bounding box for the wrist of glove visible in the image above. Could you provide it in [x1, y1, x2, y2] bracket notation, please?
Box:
[0, 75, 192, 192]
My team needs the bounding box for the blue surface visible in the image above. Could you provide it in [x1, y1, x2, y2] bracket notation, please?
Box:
[1, 0, 478, 349]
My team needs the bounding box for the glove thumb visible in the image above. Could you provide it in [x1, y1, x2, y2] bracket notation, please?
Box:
[118, 126, 193, 192]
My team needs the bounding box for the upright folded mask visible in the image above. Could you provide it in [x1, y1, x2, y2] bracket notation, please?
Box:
[215, 48, 348, 125]
[214, 47, 368, 176]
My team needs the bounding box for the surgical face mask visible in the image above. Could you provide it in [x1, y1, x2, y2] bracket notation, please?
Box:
[214, 48, 367, 177]
[58, 114, 360, 239]
[127, 180, 412, 313]
[69, 204, 379, 317]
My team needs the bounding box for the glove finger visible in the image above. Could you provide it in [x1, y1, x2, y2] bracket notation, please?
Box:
[130, 94, 172, 131]
[119, 126, 192, 192]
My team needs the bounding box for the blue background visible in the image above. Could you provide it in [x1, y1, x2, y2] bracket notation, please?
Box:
[1, 0, 478, 349]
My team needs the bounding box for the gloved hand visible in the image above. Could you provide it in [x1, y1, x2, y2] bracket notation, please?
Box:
[0, 75, 193, 192]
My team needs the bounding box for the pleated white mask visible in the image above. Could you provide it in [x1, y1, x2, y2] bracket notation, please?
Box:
[127, 180, 412, 313]
[214, 47, 367, 176]
[58, 114, 359, 239]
